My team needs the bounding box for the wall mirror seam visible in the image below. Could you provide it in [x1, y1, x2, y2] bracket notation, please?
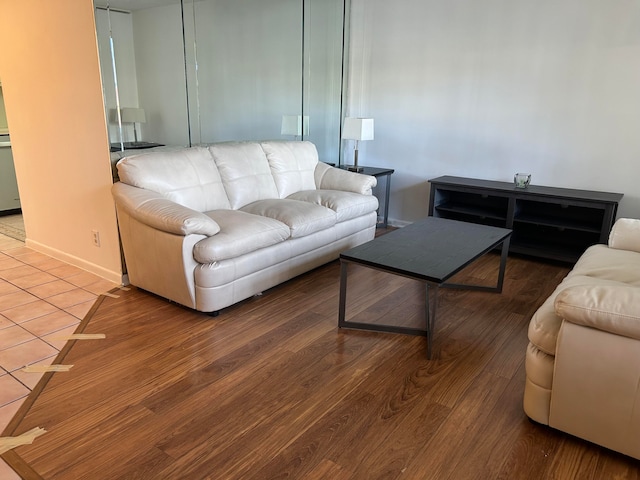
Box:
[95, 0, 351, 175]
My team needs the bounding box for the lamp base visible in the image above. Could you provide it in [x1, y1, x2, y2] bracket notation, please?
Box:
[347, 166, 364, 173]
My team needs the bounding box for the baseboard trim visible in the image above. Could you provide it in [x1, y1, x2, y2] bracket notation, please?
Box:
[24, 239, 123, 285]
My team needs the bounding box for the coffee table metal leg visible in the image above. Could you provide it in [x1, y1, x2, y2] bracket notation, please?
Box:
[442, 236, 511, 293]
[338, 260, 348, 327]
[382, 173, 391, 228]
[425, 283, 439, 359]
[495, 235, 511, 293]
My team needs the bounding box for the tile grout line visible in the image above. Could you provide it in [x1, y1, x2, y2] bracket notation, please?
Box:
[0, 231, 117, 416]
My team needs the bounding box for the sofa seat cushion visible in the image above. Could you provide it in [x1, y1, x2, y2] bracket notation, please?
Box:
[569, 244, 640, 287]
[528, 274, 633, 356]
[526, 342, 555, 390]
[241, 199, 336, 238]
[261, 141, 318, 198]
[287, 190, 379, 223]
[193, 210, 289, 263]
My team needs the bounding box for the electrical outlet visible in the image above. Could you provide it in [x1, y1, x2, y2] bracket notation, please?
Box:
[92, 230, 101, 247]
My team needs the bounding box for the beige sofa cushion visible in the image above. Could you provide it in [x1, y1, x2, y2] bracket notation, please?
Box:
[116, 147, 231, 212]
[241, 199, 336, 238]
[570, 244, 640, 286]
[314, 161, 377, 195]
[555, 285, 640, 341]
[525, 342, 555, 390]
[528, 275, 634, 356]
[609, 218, 640, 253]
[112, 183, 220, 236]
[529, 245, 640, 356]
[261, 141, 318, 198]
[193, 210, 289, 263]
[209, 142, 279, 209]
[287, 190, 379, 223]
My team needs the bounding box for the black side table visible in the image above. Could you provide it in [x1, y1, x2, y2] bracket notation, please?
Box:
[340, 165, 394, 228]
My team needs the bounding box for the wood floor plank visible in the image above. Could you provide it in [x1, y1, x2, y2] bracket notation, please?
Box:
[154, 334, 419, 478]
[3, 251, 638, 479]
[399, 370, 511, 479]
[239, 341, 435, 479]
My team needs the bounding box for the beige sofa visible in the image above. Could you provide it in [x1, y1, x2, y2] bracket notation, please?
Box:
[111, 141, 379, 313]
[525, 217, 640, 459]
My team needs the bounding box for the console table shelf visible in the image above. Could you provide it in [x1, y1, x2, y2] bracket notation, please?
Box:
[435, 202, 507, 222]
[428, 176, 623, 263]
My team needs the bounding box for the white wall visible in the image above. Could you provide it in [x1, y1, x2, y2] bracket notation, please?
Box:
[0, 0, 123, 283]
[346, 0, 640, 222]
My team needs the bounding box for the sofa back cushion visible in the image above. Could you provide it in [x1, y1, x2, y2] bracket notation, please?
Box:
[208, 142, 279, 209]
[609, 218, 640, 254]
[261, 141, 318, 198]
[116, 147, 231, 212]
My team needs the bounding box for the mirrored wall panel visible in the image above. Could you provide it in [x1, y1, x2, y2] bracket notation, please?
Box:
[182, 0, 303, 146]
[95, 0, 347, 165]
[95, 4, 190, 151]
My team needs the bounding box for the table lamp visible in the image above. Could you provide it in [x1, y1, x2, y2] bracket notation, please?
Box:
[342, 117, 374, 172]
[281, 115, 310, 140]
[120, 107, 146, 144]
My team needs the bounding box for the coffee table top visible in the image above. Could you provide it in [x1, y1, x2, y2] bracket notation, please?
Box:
[340, 217, 512, 283]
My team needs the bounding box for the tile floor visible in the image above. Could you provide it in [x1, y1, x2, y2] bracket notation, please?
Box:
[0, 214, 26, 243]
[0, 226, 119, 479]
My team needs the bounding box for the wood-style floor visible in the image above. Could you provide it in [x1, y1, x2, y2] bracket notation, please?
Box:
[2, 250, 639, 479]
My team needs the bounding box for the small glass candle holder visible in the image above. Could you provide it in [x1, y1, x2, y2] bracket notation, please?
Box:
[514, 173, 531, 188]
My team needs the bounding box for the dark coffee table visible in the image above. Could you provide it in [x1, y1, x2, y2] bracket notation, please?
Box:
[338, 217, 512, 358]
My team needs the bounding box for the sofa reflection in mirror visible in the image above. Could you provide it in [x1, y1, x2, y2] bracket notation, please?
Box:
[111, 141, 379, 314]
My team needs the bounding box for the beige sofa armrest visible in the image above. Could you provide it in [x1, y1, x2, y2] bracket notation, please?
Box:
[555, 285, 640, 341]
[314, 162, 377, 195]
[608, 218, 640, 253]
[112, 182, 220, 236]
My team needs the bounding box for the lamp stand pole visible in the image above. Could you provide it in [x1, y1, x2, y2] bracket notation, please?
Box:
[348, 141, 363, 172]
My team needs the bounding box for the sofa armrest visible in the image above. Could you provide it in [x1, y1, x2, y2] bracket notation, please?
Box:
[608, 218, 640, 253]
[555, 285, 640, 341]
[112, 182, 220, 236]
[314, 162, 377, 195]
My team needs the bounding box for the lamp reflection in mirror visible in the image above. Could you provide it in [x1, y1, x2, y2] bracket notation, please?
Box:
[281, 115, 310, 140]
[342, 117, 374, 172]
[120, 107, 146, 144]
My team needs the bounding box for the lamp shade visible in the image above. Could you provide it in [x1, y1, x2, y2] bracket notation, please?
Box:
[342, 117, 374, 141]
[281, 115, 310, 136]
[120, 107, 146, 124]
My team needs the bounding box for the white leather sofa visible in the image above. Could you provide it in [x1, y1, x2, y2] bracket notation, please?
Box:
[524, 218, 640, 459]
[111, 141, 379, 314]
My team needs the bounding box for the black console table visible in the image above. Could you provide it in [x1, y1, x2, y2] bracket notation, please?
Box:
[110, 142, 164, 152]
[428, 176, 623, 263]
